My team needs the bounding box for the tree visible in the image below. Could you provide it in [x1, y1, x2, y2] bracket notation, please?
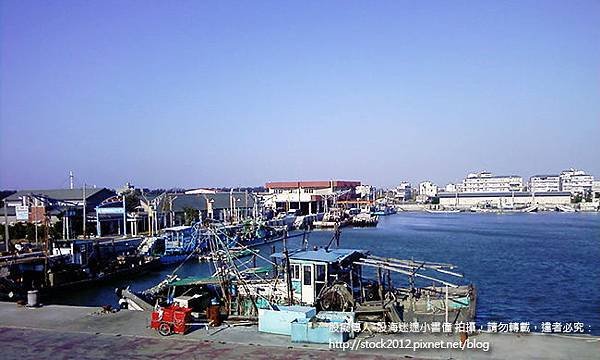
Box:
[183, 207, 199, 226]
[124, 191, 141, 213]
[584, 190, 593, 202]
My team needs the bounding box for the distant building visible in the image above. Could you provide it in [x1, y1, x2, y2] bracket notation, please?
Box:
[559, 169, 594, 195]
[419, 181, 439, 198]
[3, 188, 116, 224]
[0, 205, 16, 224]
[592, 180, 600, 198]
[264, 180, 360, 215]
[445, 183, 464, 193]
[529, 175, 561, 193]
[438, 191, 571, 208]
[160, 192, 256, 225]
[355, 185, 374, 199]
[463, 171, 523, 193]
[394, 182, 413, 201]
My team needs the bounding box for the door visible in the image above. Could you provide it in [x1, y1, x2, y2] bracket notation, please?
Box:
[301, 264, 314, 304]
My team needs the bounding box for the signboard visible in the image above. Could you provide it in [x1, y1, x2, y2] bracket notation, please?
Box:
[15, 205, 29, 221]
[30, 206, 46, 222]
[64, 209, 77, 217]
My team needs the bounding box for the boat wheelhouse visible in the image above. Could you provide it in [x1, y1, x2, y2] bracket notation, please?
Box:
[275, 248, 367, 305]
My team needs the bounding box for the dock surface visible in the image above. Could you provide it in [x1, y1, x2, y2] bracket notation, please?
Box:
[0, 302, 598, 359]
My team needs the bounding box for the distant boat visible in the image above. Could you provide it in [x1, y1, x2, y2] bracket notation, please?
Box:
[556, 205, 576, 213]
[424, 208, 461, 214]
[313, 208, 350, 229]
[372, 205, 396, 216]
[470, 204, 538, 213]
[502, 205, 538, 213]
[351, 212, 379, 227]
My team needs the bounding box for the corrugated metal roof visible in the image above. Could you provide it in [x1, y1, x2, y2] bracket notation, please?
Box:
[168, 192, 255, 212]
[272, 248, 367, 263]
[5, 188, 113, 202]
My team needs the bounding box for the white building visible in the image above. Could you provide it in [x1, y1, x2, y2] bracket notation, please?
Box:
[438, 191, 571, 208]
[394, 182, 413, 201]
[560, 169, 594, 195]
[445, 183, 464, 193]
[355, 185, 374, 199]
[593, 180, 600, 197]
[419, 181, 439, 198]
[463, 171, 523, 193]
[529, 175, 561, 193]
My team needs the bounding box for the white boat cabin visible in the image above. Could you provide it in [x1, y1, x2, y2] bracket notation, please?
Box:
[273, 248, 367, 305]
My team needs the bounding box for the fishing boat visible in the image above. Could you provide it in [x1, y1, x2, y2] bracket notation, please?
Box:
[350, 212, 379, 227]
[556, 204, 576, 213]
[227, 220, 288, 247]
[1, 241, 160, 301]
[500, 204, 538, 213]
[371, 205, 396, 216]
[119, 227, 476, 327]
[312, 208, 350, 229]
[137, 225, 208, 265]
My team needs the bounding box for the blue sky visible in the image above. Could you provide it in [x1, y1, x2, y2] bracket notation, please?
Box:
[1, 1, 599, 189]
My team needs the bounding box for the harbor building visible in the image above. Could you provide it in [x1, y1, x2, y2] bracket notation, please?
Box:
[445, 183, 464, 193]
[264, 180, 361, 215]
[438, 191, 571, 208]
[593, 180, 600, 197]
[3, 188, 116, 225]
[393, 182, 413, 202]
[529, 175, 561, 192]
[416, 181, 438, 204]
[463, 171, 523, 192]
[143, 191, 257, 228]
[559, 169, 594, 195]
[419, 181, 438, 198]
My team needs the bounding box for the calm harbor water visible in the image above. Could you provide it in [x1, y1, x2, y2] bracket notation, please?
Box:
[51, 212, 600, 334]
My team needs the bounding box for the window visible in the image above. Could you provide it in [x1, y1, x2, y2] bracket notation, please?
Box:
[316, 264, 326, 282]
[291, 264, 300, 280]
[303, 265, 312, 286]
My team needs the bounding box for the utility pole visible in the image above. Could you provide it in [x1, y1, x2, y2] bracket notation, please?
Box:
[82, 184, 86, 238]
[3, 200, 9, 252]
[122, 195, 127, 237]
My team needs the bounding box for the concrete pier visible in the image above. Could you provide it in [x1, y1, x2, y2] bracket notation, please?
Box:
[0, 302, 597, 359]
